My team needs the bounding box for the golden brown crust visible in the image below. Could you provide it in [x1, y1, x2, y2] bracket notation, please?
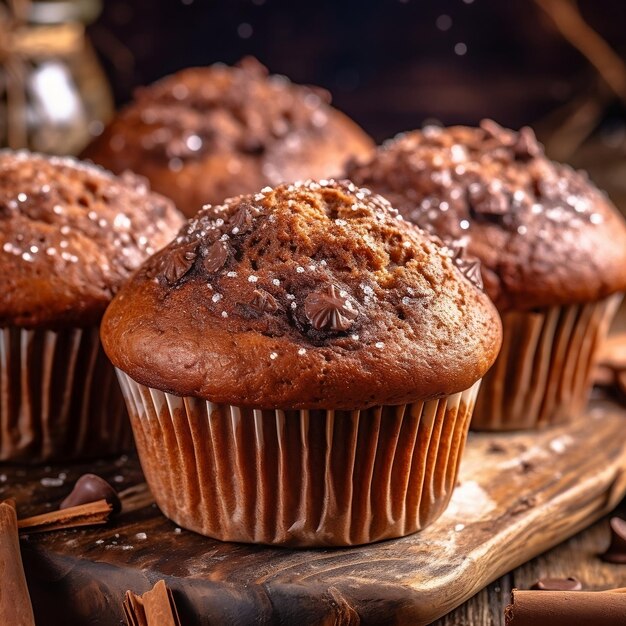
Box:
[101, 180, 502, 410]
[82, 58, 374, 217]
[0, 151, 184, 328]
[346, 121, 626, 312]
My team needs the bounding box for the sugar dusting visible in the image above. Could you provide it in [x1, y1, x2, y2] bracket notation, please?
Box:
[446, 480, 496, 520]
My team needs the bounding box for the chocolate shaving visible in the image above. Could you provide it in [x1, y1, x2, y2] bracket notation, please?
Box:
[203, 240, 231, 273]
[514, 126, 542, 160]
[18, 499, 113, 534]
[601, 517, 626, 563]
[505, 588, 626, 626]
[60, 474, 121, 515]
[0, 500, 35, 626]
[531, 577, 582, 591]
[449, 243, 484, 290]
[160, 241, 198, 283]
[227, 204, 253, 235]
[250, 289, 278, 313]
[304, 284, 358, 332]
[124, 580, 181, 626]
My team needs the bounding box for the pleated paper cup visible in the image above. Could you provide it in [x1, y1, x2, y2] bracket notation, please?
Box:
[117, 370, 481, 547]
[472, 294, 622, 431]
[0, 326, 133, 463]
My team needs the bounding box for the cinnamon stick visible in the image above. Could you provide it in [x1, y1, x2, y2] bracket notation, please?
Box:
[124, 580, 181, 626]
[18, 498, 112, 534]
[0, 500, 35, 626]
[506, 587, 626, 625]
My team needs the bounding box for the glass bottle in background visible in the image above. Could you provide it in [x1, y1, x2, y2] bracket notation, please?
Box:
[0, 0, 113, 155]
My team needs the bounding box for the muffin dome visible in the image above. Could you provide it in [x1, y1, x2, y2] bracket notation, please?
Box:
[82, 58, 374, 216]
[346, 120, 626, 312]
[102, 180, 502, 410]
[0, 151, 184, 328]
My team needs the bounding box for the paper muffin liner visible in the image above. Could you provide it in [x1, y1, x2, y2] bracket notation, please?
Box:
[472, 294, 623, 431]
[0, 326, 132, 462]
[117, 370, 481, 547]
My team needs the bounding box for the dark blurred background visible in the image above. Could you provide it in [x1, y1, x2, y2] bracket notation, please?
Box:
[90, 0, 625, 139]
[3, 0, 626, 207]
[84, 0, 626, 210]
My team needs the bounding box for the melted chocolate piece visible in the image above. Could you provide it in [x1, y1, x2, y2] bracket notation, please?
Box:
[160, 241, 197, 283]
[204, 240, 230, 273]
[60, 474, 121, 515]
[250, 289, 278, 313]
[304, 284, 358, 332]
[601, 517, 626, 563]
[531, 577, 582, 591]
[450, 244, 484, 290]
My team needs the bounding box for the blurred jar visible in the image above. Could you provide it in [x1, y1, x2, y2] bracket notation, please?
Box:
[0, 0, 113, 155]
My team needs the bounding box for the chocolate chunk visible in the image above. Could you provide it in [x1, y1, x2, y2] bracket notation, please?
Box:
[239, 136, 266, 155]
[468, 183, 508, 217]
[601, 517, 626, 563]
[520, 460, 534, 474]
[250, 289, 278, 313]
[204, 240, 230, 273]
[160, 241, 197, 283]
[514, 126, 542, 160]
[450, 243, 484, 290]
[60, 474, 121, 515]
[480, 119, 515, 145]
[487, 441, 507, 454]
[228, 204, 253, 235]
[531, 577, 582, 591]
[304, 284, 358, 332]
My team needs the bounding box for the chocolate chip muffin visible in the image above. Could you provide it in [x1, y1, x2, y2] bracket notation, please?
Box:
[102, 179, 501, 546]
[347, 120, 626, 430]
[82, 58, 374, 217]
[0, 151, 184, 462]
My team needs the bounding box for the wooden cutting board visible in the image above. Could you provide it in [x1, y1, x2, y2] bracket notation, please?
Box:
[5, 398, 626, 626]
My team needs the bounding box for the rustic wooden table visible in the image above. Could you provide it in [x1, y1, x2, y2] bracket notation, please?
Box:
[435, 305, 626, 626]
[8, 396, 625, 626]
[432, 500, 626, 625]
[9, 306, 626, 626]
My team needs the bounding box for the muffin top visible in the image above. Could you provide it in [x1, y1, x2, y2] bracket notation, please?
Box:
[82, 58, 374, 216]
[346, 120, 626, 312]
[0, 151, 184, 328]
[102, 180, 502, 410]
